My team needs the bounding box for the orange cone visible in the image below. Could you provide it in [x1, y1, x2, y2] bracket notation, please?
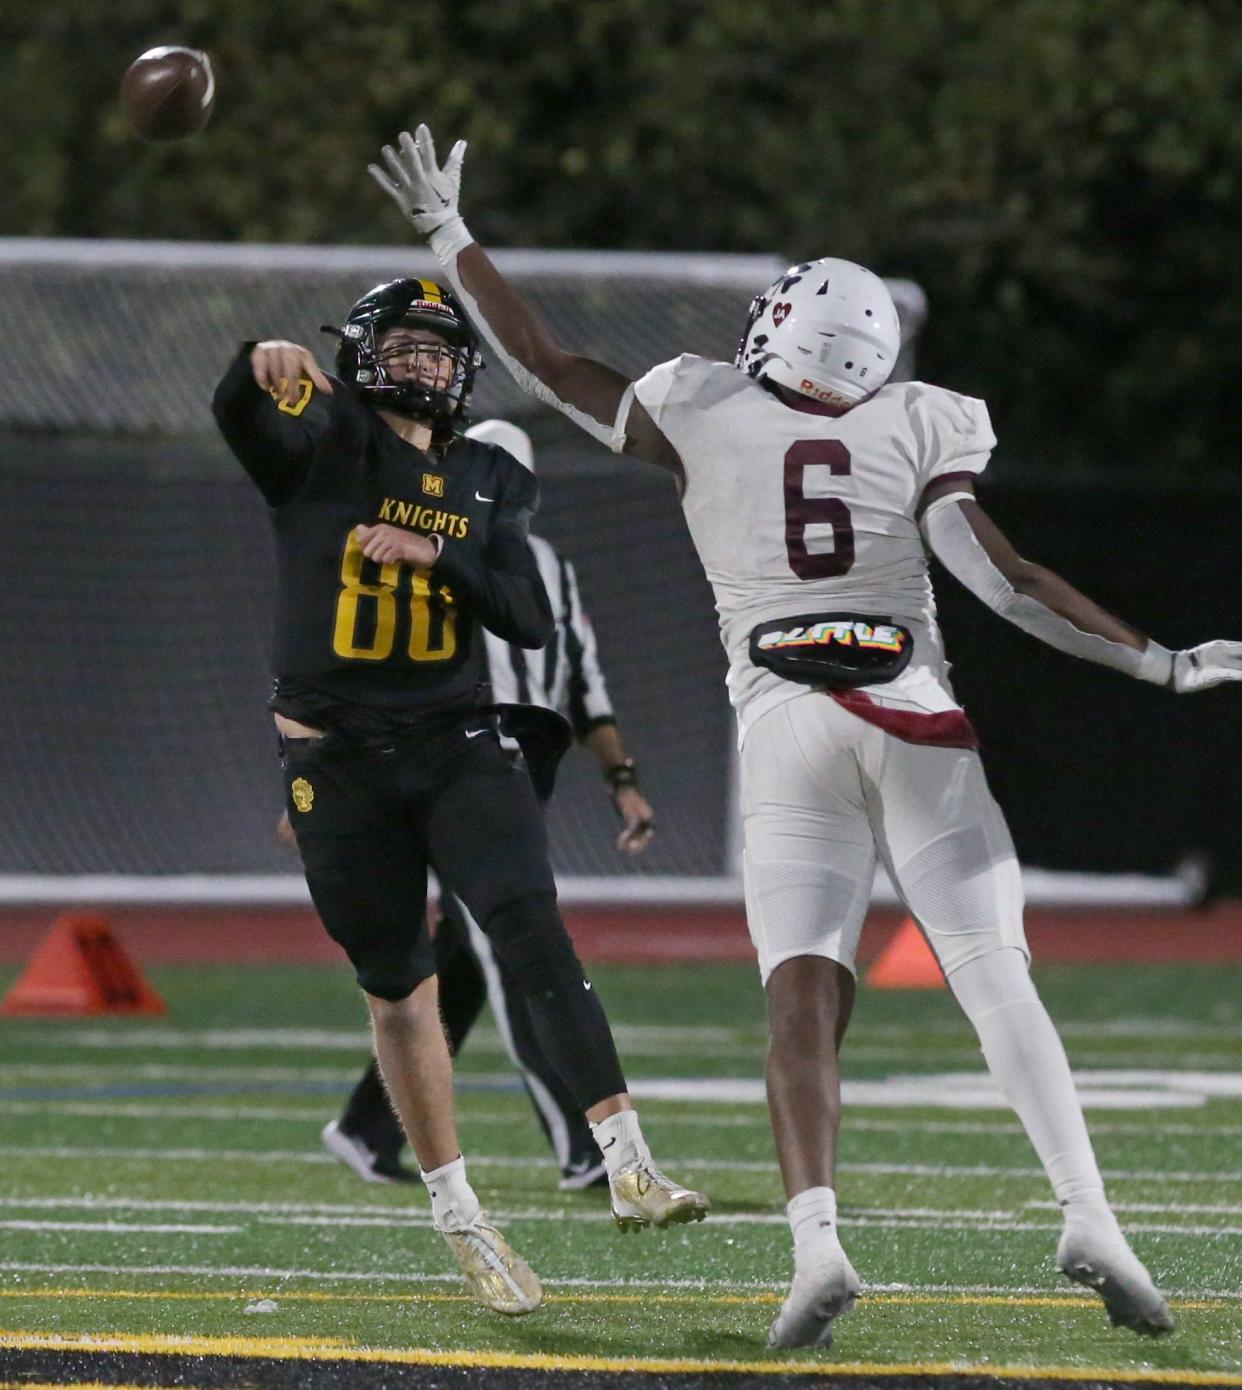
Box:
[866, 916, 946, 989]
[0, 914, 166, 1016]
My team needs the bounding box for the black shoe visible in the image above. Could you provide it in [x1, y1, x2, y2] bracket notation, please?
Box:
[321, 1120, 417, 1184]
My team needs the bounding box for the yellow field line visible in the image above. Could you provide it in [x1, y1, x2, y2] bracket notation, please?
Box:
[0, 1384, 141, 1390]
[1, 1329, 1241, 1385]
[0, 1287, 1229, 1312]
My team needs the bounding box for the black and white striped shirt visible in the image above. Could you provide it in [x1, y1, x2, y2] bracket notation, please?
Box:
[484, 533, 615, 737]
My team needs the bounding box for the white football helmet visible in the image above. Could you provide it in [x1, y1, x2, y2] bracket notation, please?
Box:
[735, 258, 901, 408]
[464, 418, 535, 472]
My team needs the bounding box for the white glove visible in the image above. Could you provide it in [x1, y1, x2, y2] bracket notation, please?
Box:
[1138, 639, 1242, 693]
[367, 124, 473, 260]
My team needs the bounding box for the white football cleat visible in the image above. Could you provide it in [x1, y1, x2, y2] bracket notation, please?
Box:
[768, 1240, 861, 1349]
[1057, 1210, 1174, 1336]
[609, 1161, 710, 1231]
[438, 1213, 543, 1316]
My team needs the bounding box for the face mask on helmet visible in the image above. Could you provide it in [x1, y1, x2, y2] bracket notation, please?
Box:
[735, 258, 901, 409]
[322, 277, 484, 441]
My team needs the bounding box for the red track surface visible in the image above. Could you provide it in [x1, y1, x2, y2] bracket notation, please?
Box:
[1, 901, 1240, 967]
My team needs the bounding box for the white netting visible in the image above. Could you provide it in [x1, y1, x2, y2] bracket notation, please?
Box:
[1, 238, 1198, 906]
[1, 238, 1194, 906]
[0, 239, 928, 434]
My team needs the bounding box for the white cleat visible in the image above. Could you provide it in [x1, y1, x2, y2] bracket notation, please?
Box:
[438, 1213, 543, 1316]
[1057, 1211, 1174, 1336]
[768, 1243, 861, 1349]
[609, 1161, 710, 1231]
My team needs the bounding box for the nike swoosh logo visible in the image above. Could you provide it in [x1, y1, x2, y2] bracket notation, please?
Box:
[601, 1136, 617, 1150]
[475, 490, 495, 502]
[465, 729, 488, 739]
[583, 980, 593, 991]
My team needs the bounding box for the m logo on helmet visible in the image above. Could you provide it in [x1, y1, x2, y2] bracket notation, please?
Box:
[422, 473, 445, 497]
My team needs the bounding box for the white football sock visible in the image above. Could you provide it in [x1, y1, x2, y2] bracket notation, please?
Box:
[788, 1186, 840, 1257]
[948, 948, 1107, 1211]
[590, 1108, 650, 1177]
[420, 1154, 481, 1231]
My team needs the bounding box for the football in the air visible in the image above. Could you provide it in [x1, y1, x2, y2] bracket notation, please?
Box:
[120, 47, 216, 142]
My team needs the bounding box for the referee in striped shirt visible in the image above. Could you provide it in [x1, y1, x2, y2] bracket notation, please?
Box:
[321, 419, 655, 1192]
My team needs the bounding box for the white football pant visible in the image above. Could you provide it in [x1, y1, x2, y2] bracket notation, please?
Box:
[741, 690, 1027, 983]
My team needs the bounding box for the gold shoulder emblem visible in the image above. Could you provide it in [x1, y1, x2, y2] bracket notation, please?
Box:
[291, 778, 315, 813]
[422, 472, 445, 497]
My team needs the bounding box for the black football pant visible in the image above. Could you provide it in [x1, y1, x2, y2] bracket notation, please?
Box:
[283, 722, 625, 1121]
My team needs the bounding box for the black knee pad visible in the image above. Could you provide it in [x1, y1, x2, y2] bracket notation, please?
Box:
[481, 892, 625, 1111]
[354, 940, 436, 1003]
[482, 892, 584, 995]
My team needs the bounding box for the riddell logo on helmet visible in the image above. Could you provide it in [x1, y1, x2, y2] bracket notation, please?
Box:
[800, 379, 851, 406]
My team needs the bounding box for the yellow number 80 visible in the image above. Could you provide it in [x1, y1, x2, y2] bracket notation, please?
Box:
[332, 531, 456, 663]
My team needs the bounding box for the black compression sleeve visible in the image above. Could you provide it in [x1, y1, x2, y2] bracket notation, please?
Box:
[435, 526, 555, 649]
[211, 345, 334, 506]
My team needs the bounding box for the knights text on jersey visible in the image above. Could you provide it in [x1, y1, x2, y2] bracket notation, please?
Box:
[632, 355, 995, 735]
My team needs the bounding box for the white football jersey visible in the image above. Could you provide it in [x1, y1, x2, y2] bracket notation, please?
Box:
[631, 355, 996, 734]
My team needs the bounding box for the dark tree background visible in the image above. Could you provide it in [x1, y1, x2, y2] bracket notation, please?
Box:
[3, 0, 1241, 475]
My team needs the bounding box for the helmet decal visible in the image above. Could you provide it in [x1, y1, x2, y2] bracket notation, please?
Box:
[735, 257, 901, 409]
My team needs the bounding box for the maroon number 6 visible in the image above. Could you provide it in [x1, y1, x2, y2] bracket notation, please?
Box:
[784, 440, 854, 579]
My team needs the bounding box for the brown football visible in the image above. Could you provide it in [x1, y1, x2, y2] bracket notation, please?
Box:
[120, 47, 216, 142]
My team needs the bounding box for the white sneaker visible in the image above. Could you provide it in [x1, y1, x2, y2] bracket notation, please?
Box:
[609, 1161, 710, 1231]
[320, 1120, 416, 1185]
[769, 1238, 861, 1349]
[558, 1156, 608, 1192]
[438, 1213, 543, 1316]
[1057, 1208, 1174, 1336]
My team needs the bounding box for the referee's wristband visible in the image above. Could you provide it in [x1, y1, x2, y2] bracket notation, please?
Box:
[603, 758, 639, 792]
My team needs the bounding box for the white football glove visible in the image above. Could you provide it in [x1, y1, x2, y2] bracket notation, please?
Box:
[1138, 639, 1242, 693]
[367, 124, 472, 259]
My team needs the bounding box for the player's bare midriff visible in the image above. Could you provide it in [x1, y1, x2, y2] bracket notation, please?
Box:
[274, 712, 326, 740]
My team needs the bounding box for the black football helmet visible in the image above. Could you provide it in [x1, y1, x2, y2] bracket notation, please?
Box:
[322, 277, 482, 441]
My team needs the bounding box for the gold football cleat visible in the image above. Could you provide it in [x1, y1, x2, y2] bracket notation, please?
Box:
[439, 1216, 543, 1315]
[610, 1163, 710, 1231]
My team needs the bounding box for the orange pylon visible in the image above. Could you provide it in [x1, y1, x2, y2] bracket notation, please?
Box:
[0, 913, 166, 1016]
[866, 916, 946, 989]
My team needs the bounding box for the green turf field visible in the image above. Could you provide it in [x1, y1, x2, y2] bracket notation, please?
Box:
[0, 959, 1238, 1382]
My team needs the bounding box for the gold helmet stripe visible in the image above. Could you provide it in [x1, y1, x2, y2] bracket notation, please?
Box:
[416, 279, 444, 303]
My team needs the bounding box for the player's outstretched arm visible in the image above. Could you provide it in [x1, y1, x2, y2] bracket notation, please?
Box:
[921, 479, 1242, 693]
[367, 125, 680, 475]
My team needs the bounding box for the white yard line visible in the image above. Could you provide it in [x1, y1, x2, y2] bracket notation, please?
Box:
[0, 1144, 1238, 1183]
[251, 1211, 1242, 1238]
[0, 1102, 340, 1122]
[848, 1117, 1242, 1137]
[0, 1259, 1238, 1300]
[0, 1220, 241, 1234]
[0, 1101, 526, 1124]
[0, 1193, 1237, 1239]
[20, 1018, 1241, 1046]
[7, 1099, 1242, 1137]
[0, 1064, 366, 1083]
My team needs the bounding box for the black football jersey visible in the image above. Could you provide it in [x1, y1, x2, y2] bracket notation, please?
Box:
[212, 347, 554, 729]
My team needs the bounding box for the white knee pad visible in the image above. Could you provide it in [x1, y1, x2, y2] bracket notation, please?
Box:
[946, 946, 1038, 1020]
